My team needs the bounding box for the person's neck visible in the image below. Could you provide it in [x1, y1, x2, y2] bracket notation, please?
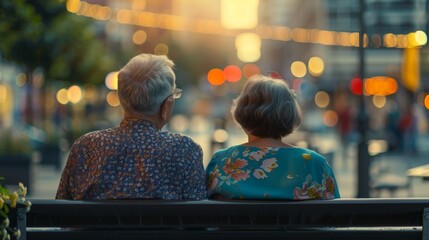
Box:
[123, 111, 164, 130]
[244, 134, 293, 148]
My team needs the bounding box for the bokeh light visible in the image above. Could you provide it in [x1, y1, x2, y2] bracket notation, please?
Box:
[84, 84, 97, 102]
[106, 91, 120, 107]
[213, 129, 229, 143]
[384, 33, 398, 48]
[0, 85, 7, 103]
[170, 114, 189, 133]
[221, 0, 259, 29]
[105, 71, 119, 90]
[308, 57, 325, 77]
[132, 30, 147, 45]
[372, 95, 386, 108]
[364, 76, 397, 96]
[235, 33, 261, 62]
[424, 95, 429, 110]
[350, 77, 363, 95]
[292, 28, 310, 42]
[368, 140, 388, 156]
[414, 30, 427, 46]
[323, 110, 338, 127]
[314, 91, 330, 108]
[68, 85, 83, 104]
[224, 65, 242, 82]
[116, 9, 132, 24]
[154, 43, 169, 55]
[66, 0, 81, 13]
[56, 88, 69, 105]
[16, 73, 27, 87]
[349, 32, 360, 47]
[242, 64, 260, 79]
[337, 32, 351, 46]
[290, 61, 307, 78]
[207, 68, 225, 86]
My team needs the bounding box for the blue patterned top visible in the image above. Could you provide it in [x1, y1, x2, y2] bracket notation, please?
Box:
[56, 119, 207, 200]
[206, 146, 340, 200]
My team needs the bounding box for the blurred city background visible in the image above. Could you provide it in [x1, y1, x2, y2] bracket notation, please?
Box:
[1, 0, 429, 199]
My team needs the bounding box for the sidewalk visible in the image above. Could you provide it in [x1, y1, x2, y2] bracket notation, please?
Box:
[334, 134, 429, 198]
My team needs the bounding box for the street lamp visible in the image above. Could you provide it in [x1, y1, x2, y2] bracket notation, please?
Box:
[356, 0, 370, 198]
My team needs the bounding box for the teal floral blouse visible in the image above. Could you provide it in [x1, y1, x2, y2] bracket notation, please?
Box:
[206, 146, 340, 200]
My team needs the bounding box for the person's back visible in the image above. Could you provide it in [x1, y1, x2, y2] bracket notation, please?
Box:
[56, 54, 206, 200]
[207, 145, 339, 200]
[57, 119, 204, 199]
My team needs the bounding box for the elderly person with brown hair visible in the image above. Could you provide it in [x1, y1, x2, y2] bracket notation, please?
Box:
[56, 54, 207, 200]
[206, 75, 340, 200]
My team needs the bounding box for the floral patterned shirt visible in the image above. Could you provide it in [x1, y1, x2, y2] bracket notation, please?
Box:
[56, 119, 207, 200]
[206, 146, 340, 200]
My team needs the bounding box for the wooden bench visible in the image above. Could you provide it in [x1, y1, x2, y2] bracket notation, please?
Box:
[14, 198, 429, 240]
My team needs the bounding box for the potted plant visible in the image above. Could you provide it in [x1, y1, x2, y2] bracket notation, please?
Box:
[0, 179, 31, 240]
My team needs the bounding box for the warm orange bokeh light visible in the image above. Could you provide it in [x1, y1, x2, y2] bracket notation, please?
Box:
[105, 72, 119, 90]
[364, 76, 398, 96]
[207, 68, 225, 86]
[132, 30, 147, 45]
[290, 61, 307, 78]
[242, 64, 260, 79]
[106, 91, 120, 107]
[323, 110, 338, 127]
[308, 57, 325, 77]
[68, 85, 83, 104]
[224, 65, 242, 82]
[315, 91, 330, 108]
[424, 95, 429, 110]
[56, 88, 69, 105]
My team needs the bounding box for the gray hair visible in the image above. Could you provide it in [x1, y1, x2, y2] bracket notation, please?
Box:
[118, 54, 175, 115]
[232, 75, 302, 139]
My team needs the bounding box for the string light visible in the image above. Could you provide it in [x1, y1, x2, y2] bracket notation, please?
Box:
[65, 0, 427, 49]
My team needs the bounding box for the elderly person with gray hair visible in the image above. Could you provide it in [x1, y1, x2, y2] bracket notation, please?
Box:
[206, 75, 340, 200]
[56, 54, 207, 200]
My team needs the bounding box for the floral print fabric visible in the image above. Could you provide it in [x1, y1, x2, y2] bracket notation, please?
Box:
[56, 119, 207, 200]
[206, 146, 340, 200]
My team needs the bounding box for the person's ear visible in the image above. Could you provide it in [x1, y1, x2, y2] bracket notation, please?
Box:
[160, 97, 173, 120]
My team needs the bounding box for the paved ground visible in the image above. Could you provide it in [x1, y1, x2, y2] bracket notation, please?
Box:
[27, 132, 429, 199]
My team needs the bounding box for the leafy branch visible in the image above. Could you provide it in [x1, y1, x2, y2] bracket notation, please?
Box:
[0, 177, 31, 240]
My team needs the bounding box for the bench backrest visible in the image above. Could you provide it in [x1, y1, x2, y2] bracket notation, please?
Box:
[17, 198, 429, 240]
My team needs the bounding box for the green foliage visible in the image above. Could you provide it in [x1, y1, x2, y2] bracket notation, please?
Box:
[0, 179, 31, 240]
[0, 0, 116, 85]
[0, 0, 43, 59]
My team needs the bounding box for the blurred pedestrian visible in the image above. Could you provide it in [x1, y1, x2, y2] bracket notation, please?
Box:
[56, 54, 207, 200]
[400, 103, 418, 155]
[334, 90, 354, 162]
[206, 75, 340, 200]
[386, 101, 402, 152]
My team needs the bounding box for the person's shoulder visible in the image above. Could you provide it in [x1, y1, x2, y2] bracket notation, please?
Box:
[73, 128, 114, 145]
[283, 147, 327, 162]
[211, 145, 241, 159]
[163, 131, 202, 150]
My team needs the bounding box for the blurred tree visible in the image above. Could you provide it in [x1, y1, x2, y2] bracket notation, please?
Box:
[0, 0, 117, 124]
[0, 0, 116, 85]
